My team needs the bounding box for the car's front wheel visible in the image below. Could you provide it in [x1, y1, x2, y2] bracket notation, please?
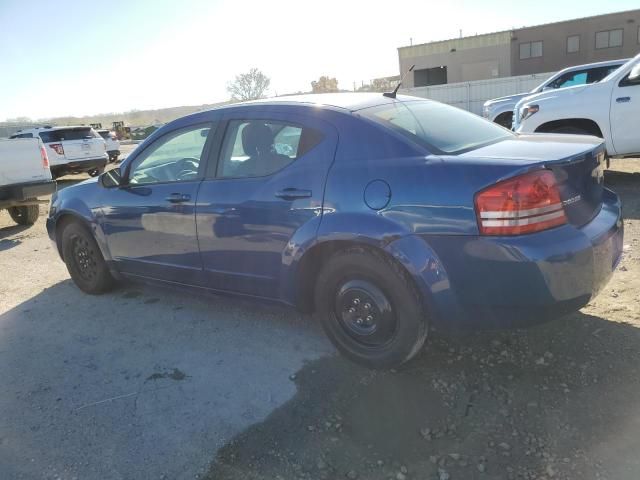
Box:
[315, 248, 428, 369]
[61, 222, 115, 294]
[88, 168, 104, 177]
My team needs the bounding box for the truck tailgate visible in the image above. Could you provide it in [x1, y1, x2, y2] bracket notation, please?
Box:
[0, 138, 52, 186]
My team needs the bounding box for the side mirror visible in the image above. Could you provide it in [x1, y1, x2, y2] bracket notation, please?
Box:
[628, 64, 640, 83]
[99, 168, 123, 188]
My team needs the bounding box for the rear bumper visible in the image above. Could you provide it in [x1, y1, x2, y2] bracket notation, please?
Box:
[50, 157, 107, 177]
[394, 188, 623, 330]
[0, 180, 56, 205]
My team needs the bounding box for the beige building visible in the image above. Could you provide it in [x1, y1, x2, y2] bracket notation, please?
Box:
[398, 9, 640, 88]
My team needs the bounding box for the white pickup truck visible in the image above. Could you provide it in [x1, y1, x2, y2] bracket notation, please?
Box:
[482, 58, 627, 128]
[515, 53, 640, 158]
[0, 138, 56, 225]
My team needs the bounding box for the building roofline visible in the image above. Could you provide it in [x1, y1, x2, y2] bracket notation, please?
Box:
[398, 8, 640, 51]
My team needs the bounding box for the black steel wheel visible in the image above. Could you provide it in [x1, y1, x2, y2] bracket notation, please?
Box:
[315, 248, 428, 369]
[61, 222, 114, 294]
[334, 279, 397, 347]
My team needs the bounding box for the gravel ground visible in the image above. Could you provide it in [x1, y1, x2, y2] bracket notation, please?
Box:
[0, 157, 638, 480]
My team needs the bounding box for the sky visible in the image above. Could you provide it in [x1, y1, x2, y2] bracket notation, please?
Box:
[0, 0, 638, 121]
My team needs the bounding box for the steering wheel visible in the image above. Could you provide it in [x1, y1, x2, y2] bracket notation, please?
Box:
[175, 157, 200, 181]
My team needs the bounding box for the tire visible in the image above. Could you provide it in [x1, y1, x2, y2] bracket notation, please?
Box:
[8, 204, 39, 225]
[494, 112, 513, 129]
[550, 126, 590, 135]
[88, 167, 104, 177]
[314, 247, 428, 369]
[61, 222, 114, 294]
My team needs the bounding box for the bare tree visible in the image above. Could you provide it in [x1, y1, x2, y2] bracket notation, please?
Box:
[227, 68, 271, 101]
[311, 76, 339, 93]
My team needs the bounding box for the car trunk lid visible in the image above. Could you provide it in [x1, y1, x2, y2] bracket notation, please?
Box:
[460, 133, 605, 227]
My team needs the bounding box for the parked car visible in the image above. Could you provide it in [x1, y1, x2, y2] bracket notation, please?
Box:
[482, 59, 627, 128]
[0, 137, 55, 225]
[96, 129, 121, 162]
[11, 126, 108, 178]
[46, 93, 623, 368]
[514, 53, 640, 158]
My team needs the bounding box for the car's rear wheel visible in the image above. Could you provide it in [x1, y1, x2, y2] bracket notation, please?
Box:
[88, 167, 104, 177]
[8, 204, 39, 225]
[314, 248, 428, 369]
[61, 222, 114, 294]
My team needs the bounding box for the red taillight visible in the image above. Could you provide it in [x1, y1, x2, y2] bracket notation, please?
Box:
[40, 145, 49, 168]
[475, 170, 567, 236]
[49, 143, 64, 155]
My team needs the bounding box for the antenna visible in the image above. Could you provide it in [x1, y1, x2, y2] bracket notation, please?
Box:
[383, 64, 415, 99]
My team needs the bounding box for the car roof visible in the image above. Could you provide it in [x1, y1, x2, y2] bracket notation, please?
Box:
[233, 92, 427, 112]
[18, 125, 93, 133]
[557, 58, 629, 74]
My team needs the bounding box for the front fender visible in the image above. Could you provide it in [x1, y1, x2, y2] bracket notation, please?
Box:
[49, 196, 112, 263]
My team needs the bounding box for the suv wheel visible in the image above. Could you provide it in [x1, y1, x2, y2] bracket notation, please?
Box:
[61, 222, 115, 294]
[315, 248, 428, 369]
[8, 204, 39, 225]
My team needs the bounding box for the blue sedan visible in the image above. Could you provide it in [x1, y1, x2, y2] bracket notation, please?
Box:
[47, 93, 623, 368]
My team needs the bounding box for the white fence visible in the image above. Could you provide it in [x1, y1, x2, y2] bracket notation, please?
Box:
[400, 72, 554, 116]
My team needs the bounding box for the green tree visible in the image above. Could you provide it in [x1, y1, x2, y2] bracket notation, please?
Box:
[227, 68, 271, 101]
[311, 76, 339, 93]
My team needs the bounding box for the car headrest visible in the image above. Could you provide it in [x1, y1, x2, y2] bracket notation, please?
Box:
[241, 123, 274, 157]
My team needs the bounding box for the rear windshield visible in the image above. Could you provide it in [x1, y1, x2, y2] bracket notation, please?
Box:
[359, 101, 513, 154]
[97, 130, 110, 139]
[39, 127, 100, 143]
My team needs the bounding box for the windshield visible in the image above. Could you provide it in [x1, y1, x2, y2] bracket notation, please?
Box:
[360, 100, 513, 154]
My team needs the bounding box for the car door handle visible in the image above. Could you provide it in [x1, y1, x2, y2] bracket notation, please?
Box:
[165, 193, 191, 203]
[616, 96, 631, 103]
[275, 188, 312, 200]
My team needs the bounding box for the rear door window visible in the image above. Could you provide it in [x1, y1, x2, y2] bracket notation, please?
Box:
[217, 120, 324, 178]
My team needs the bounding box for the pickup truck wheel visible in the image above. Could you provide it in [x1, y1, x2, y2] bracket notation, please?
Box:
[551, 126, 589, 135]
[8, 204, 39, 225]
[315, 248, 428, 369]
[61, 222, 114, 294]
[88, 168, 104, 177]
